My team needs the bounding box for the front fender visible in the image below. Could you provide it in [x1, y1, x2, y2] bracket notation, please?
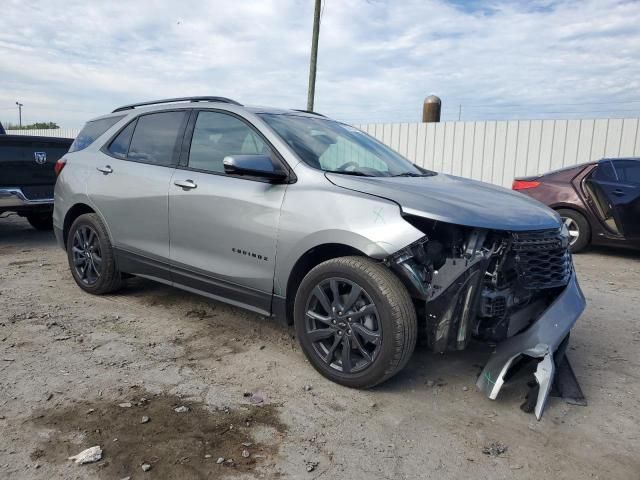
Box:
[273, 178, 424, 297]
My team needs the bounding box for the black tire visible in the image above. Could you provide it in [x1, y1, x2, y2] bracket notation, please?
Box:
[26, 213, 53, 231]
[294, 256, 417, 388]
[66, 213, 122, 294]
[557, 208, 590, 253]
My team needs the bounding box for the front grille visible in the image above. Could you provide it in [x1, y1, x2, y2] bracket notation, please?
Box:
[483, 294, 507, 319]
[511, 228, 571, 289]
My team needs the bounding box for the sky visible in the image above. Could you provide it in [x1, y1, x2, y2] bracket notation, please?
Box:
[1, 0, 640, 128]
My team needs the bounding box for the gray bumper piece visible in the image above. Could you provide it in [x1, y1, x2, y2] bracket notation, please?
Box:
[0, 187, 53, 208]
[476, 270, 586, 419]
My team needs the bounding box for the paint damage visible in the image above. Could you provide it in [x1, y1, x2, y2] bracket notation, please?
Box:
[385, 216, 587, 419]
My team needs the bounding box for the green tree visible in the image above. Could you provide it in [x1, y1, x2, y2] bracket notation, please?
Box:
[5, 121, 60, 130]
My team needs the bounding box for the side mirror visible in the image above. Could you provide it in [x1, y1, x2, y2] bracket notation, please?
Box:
[223, 154, 288, 182]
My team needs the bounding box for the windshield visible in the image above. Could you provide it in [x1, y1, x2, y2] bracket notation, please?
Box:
[258, 113, 433, 177]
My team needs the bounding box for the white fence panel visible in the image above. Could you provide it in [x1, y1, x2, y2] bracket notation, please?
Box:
[6, 128, 79, 138]
[356, 118, 640, 187]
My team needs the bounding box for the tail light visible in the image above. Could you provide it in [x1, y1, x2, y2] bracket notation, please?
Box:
[512, 179, 540, 190]
[54, 158, 67, 176]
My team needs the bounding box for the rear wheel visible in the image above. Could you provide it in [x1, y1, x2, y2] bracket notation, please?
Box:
[26, 213, 53, 231]
[66, 213, 122, 294]
[294, 256, 417, 388]
[557, 208, 590, 253]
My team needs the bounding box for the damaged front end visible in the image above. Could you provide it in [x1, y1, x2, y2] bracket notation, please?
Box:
[385, 216, 586, 419]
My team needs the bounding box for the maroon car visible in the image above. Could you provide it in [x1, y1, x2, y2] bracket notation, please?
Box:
[513, 158, 640, 253]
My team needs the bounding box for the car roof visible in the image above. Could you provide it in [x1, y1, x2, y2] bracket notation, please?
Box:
[85, 98, 327, 124]
[599, 157, 640, 163]
[531, 157, 640, 179]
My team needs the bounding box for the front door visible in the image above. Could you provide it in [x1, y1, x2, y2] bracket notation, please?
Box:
[88, 110, 188, 267]
[168, 110, 289, 314]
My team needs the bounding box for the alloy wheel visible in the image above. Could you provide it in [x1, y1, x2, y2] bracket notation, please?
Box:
[71, 225, 102, 285]
[304, 277, 382, 374]
[562, 216, 580, 246]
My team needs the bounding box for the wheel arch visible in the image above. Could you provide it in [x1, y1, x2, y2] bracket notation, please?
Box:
[549, 201, 590, 217]
[283, 243, 366, 325]
[62, 203, 97, 248]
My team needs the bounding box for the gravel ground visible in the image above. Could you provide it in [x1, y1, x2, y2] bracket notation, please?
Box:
[1, 214, 639, 480]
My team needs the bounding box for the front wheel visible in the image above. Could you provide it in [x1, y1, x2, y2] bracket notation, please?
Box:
[294, 256, 417, 388]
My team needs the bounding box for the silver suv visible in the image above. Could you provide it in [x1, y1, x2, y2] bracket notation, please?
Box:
[54, 97, 585, 417]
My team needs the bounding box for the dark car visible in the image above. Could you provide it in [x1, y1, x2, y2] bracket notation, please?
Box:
[0, 121, 73, 229]
[513, 158, 640, 252]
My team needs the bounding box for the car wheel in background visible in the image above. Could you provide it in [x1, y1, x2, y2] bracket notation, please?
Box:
[557, 208, 590, 253]
[66, 213, 122, 294]
[294, 256, 417, 388]
[26, 213, 53, 231]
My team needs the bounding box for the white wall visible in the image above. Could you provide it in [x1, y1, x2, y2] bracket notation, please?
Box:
[356, 118, 640, 187]
[6, 128, 79, 139]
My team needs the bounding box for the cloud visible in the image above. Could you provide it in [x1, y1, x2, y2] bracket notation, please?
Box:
[0, 0, 639, 127]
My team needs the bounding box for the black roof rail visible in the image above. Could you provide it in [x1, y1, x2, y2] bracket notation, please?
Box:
[112, 96, 242, 113]
[292, 109, 326, 117]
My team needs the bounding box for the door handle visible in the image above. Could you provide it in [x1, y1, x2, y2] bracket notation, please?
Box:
[174, 179, 197, 190]
[97, 165, 113, 175]
[612, 189, 625, 196]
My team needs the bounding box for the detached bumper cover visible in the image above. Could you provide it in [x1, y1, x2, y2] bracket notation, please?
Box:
[476, 270, 586, 419]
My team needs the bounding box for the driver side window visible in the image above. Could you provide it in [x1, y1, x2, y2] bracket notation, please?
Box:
[188, 111, 270, 174]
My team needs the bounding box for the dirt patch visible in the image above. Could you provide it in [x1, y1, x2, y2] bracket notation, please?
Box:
[0, 245, 20, 256]
[28, 389, 286, 479]
[7, 259, 38, 266]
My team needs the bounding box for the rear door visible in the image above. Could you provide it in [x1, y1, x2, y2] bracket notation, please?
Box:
[585, 159, 640, 238]
[583, 161, 621, 234]
[168, 109, 288, 314]
[87, 110, 188, 269]
[608, 160, 640, 238]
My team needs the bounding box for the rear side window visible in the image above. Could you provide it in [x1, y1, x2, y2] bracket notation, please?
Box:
[128, 111, 187, 166]
[613, 160, 640, 185]
[69, 116, 125, 152]
[591, 161, 617, 182]
[108, 120, 137, 159]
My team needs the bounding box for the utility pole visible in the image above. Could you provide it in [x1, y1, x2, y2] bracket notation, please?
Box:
[16, 101, 23, 127]
[306, 0, 322, 111]
[457, 104, 462, 121]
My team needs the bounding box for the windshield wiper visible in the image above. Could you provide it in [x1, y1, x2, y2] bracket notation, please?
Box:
[392, 171, 436, 177]
[324, 170, 372, 177]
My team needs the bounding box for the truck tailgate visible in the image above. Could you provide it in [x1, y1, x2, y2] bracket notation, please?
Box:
[0, 135, 72, 199]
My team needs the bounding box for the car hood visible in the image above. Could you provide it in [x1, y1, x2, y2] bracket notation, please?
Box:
[326, 172, 561, 231]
